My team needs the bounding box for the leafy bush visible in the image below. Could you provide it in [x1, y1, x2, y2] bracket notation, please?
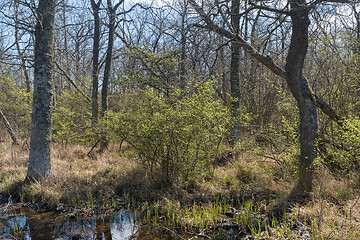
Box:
[109, 82, 233, 183]
[328, 118, 360, 174]
[0, 74, 32, 134]
[123, 47, 180, 91]
[52, 90, 93, 146]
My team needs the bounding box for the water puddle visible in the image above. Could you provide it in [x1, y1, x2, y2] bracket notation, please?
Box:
[0, 204, 139, 239]
[0, 202, 242, 239]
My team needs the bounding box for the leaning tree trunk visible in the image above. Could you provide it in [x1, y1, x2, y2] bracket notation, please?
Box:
[285, 0, 318, 193]
[229, 0, 241, 145]
[27, 0, 55, 181]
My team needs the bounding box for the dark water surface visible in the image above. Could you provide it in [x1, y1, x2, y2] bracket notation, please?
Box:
[0, 203, 140, 240]
[0, 199, 240, 240]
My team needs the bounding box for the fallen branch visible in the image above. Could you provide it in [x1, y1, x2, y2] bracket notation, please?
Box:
[87, 139, 101, 157]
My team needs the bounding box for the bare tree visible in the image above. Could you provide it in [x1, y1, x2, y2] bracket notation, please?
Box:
[285, 0, 317, 192]
[179, 0, 188, 89]
[91, 0, 102, 125]
[230, 0, 241, 144]
[100, 0, 124, 151]
[188, 0, 348, 193]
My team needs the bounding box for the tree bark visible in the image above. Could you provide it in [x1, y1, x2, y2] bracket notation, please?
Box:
[27, 0, 55, 181]
[100, 0, 122, 151]
[102, 0, 117, 117]
[91, 0, 102, 125]
[179, 0, 187, 89]
[230, 0, 241, 145]
[286, 0, 317, 193]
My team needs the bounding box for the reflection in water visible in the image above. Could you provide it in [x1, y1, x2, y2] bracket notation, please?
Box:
[0, 205, 240, 239]
[0, 207, 138, 239]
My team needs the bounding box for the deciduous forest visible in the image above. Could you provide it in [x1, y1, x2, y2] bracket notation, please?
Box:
[1, 0, 360, 239]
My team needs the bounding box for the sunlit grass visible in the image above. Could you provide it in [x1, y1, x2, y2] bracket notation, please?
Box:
[0, 140, 137, 211]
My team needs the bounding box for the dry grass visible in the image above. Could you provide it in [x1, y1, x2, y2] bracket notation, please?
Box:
[1, 137, 360, 238]
[0, 139, 140, 210]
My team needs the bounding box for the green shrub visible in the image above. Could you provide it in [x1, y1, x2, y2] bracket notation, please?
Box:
[109, 82, 233, 183]
[52, 90, 93, 146]
[328, 118, 360, 174]
[0, 74, 32, 134]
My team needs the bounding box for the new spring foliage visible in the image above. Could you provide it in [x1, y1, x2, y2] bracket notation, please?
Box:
[109, 82, 233, 182]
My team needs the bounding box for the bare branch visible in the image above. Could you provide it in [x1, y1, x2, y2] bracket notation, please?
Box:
[54, 60, 91, 103]
[248, 1, 291, 15]
[188, 0, 343, 126]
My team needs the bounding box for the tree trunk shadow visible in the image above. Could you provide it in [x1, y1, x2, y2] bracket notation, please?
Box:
[267, 186, 311, 222]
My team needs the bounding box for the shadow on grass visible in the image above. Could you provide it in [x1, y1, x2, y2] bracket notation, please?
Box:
[262, 184, 313, 240]
[3, 179, 28, 202]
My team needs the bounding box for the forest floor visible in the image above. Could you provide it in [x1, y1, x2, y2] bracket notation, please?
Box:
[1, 139, 360, 239]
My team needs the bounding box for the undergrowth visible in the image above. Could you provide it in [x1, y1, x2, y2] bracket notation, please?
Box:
[1, 138, 360, 239]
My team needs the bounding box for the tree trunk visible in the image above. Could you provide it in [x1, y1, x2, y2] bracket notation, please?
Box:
[102, 1, 116, 117]
[91, 0, 102, 125]
[101, 0, 116, 116]
[27, 0, 55, 181]
[100, 0, 119, 152]
[230, 0, 241, 145]
[286, 0, 317, 193]
[179, 0, 187, 89]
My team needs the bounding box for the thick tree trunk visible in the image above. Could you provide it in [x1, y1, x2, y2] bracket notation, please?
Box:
[27, 0, 55, 181]
[286, 0, 317, 193]
[91, 0, 101, 125]
[230, 0, 241, 145]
